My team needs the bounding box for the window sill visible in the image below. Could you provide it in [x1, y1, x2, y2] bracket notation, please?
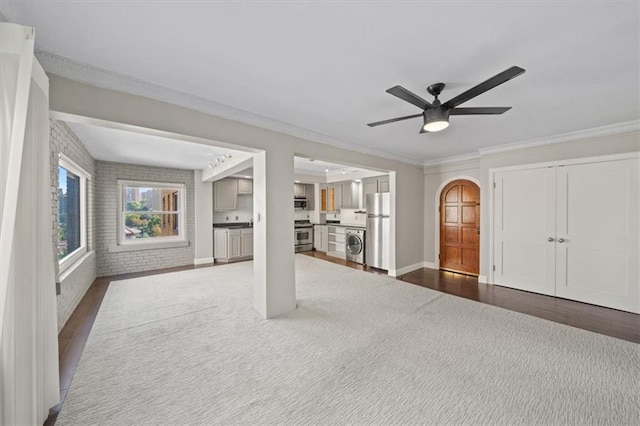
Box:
[59, 250, 95, 282]
[108, 239, 190, 253]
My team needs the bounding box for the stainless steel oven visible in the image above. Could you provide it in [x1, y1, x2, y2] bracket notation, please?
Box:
[294, 222, 313, 252]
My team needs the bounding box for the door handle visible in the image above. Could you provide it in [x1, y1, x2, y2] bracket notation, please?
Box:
[557, 238, 565, 243]
[547, 237, 555, 242]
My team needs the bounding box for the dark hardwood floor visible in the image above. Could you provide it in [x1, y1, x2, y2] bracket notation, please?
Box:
[46, 253, 639, 425]
[303, 250, 640, 344]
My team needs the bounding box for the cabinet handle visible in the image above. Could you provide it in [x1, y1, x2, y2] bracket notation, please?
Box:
[557, 238, 565, 243]
[547, 237, 555, 242]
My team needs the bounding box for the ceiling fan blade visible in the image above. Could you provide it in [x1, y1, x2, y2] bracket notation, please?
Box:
[367, 113, 423, 127]
[449, 107, 512, 115]
[386, 86, 432, 110]
[442, 66, 525, 109]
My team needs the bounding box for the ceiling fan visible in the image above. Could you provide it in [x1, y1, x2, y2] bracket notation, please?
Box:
[367, 66, 526, 133]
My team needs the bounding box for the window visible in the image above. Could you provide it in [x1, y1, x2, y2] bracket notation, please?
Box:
[118, 180, 186, 245]
[58, 155, 88, 272]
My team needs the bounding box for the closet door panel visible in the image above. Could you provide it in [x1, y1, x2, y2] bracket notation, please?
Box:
[556, 159, 639, 313]
[494, 167, 556, 295]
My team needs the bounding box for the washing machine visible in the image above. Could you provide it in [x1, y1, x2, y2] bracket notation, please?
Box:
[345, 228, 365, 264]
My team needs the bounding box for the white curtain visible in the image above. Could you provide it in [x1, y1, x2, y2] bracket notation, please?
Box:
[1, 23, 60, 425]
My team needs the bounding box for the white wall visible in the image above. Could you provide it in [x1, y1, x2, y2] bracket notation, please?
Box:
[193, 170, 213, 264]
[424, 130, 640, 281]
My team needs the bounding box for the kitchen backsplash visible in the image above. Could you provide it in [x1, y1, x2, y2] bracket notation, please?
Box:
[294, 210, 312, 220]
[214, 195, 317, 223]
[339, 209, 366, 227]
[213, 195, 253, 223]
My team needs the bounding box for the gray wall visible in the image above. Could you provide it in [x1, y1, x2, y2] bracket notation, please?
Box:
[49, 76, 426, 272]
[50, 119, 97, 331]
[95, 161, 195, 276]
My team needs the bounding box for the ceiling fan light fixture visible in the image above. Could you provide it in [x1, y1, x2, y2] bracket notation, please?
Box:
[422, 108, 450, 132]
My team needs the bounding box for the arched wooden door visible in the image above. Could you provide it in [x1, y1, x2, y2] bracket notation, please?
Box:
[440, 180, 480, 275]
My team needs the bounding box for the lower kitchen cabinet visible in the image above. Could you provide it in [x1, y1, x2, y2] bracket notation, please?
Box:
[327, 226, 345, 259]
[241, 231, 253, 257]
[214, 228, 253, 262]
[314, 225, 328, 252]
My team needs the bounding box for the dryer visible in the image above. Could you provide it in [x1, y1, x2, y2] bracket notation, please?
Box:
[346, 228, 365, 264]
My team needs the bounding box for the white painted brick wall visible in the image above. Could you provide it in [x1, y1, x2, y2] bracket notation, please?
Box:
[95, 161, 195, 276]
[50, 119, 97, 332]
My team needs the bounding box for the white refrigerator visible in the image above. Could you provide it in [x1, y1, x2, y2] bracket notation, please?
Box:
[365, 193, 390, 270]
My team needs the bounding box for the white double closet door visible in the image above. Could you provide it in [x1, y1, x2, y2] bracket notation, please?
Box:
[494, 156, 639, 313]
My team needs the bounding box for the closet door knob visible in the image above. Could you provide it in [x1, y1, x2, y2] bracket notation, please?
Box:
[557, 238, 565, 243]
[547, 237, 555, 242]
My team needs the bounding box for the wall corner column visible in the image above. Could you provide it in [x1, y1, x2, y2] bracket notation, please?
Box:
[252, 150, 296, 318]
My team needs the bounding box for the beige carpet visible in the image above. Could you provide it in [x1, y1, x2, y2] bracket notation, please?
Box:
[57, 255, 640, 425]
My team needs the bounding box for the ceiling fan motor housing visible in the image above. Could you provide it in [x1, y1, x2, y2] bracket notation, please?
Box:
[424, 107, 449, 123]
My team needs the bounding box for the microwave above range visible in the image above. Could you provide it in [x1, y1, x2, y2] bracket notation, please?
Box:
[294, 197, 308, 210]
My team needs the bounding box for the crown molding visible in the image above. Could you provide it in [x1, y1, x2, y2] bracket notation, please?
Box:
[477, 120, 640, 156]
[36, 50, 423, 167]
[422, 152, 480, 168]
[422, 120, 639, 168]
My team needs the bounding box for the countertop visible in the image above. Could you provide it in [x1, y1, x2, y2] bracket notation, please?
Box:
[213, 222, 253, 230]
[316, 223, 366, 229]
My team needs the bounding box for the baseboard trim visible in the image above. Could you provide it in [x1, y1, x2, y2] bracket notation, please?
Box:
[390, 262, 425, 277]
[478, 275, 488, 284]
[194, 257, 214, 265]
[423, 261, 437, 270]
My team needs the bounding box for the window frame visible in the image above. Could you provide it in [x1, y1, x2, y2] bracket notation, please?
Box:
[117, 179, 187, 247]
[58, 154, 89, 274]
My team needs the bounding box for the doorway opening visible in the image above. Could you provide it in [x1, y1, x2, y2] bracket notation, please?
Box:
[439, 179, 480, 276]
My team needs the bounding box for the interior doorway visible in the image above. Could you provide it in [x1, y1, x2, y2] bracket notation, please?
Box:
[439, 179, 480, 276]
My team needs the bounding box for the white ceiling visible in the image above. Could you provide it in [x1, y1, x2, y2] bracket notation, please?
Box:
[4, 2, 638, 164]
[68, 122, 245, 169]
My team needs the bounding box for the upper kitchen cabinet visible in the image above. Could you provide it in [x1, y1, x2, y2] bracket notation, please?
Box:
[362, 175, 389, 207]
[238, 178, 253, 195]
[294, 183, 306, 197]
[305, 184, 315, 210]
[320, 185, 327, 213]
[341, 181, 361, 209]
[378, 176, 390, 193]
[214, 178, 238, 210]
[327, 184, 342, 212]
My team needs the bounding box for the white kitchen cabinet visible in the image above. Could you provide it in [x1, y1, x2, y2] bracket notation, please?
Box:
[229, 231, 241, 258]
[305, 184, 315, 210]
[493, 156, 639, 313]
[294, 183, 306, 197]
[214, 179, 238, 210]
[340, 181, 361, 209]
[214, 227, 253, 262]
[378, 176, 390, 193]
[327, 226, 346, 259]
[362, 175, 389, 207]
[214, 229, 229, 259]
[241, 229, 253, 256]
[238, 179, 253, 195]
[314, 225, 328, 252]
